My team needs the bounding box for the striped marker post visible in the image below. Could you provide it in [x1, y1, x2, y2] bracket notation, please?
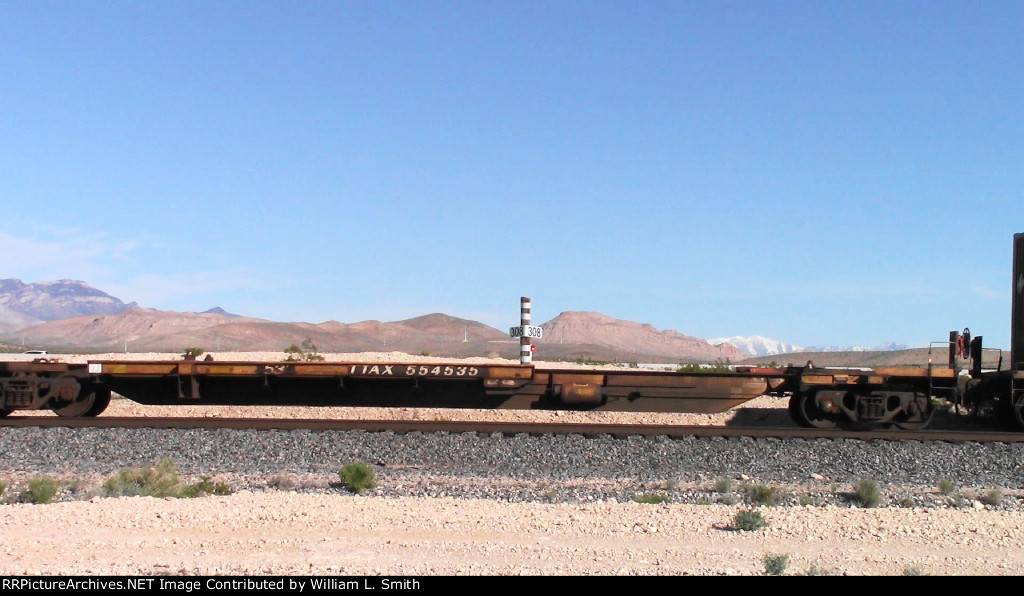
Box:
[520, 297, 532, 364]
[509, 297, 542, 364]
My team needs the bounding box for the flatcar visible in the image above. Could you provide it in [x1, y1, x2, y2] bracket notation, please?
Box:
[0, 356, 783, 418]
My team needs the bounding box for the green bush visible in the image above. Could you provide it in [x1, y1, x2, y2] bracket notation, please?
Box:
[853, 479, 881, 508]
[104, 458, 182, 497]
[743, 483, 781, 506]
[732, 508, 768, 532]
[713, 477, 734, 493]
[22, 477, 60, 504]
[938, 477, 956, 495]
[284, 338, 325, 362]
[103, 459, 230, 499]
[980, 489, 1004, 507]
[763, 553, 790, 576]
[0, 480, 6, 499]
[633, 494, 670, 504]
[179, 476, 232, 498]
[676, 360, 732, 373]
[339, 462, 377, 494]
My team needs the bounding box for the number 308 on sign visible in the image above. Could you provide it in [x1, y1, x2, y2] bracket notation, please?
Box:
[509, 325, 543, 339]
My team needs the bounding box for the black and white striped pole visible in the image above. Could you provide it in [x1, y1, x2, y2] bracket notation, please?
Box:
[519, 297, 532, 364]
[509, 296, 542, 365]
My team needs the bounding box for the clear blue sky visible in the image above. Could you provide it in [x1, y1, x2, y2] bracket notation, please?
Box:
[2, 1, 1021, 349]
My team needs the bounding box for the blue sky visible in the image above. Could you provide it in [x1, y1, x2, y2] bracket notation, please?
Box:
[1, 0, 1021, 349]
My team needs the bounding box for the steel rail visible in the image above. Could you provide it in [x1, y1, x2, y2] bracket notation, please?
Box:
[1, 416, 1022, 443]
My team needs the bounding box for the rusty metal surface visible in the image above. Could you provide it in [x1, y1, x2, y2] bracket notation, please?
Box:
[0, 360, 82, 374]
[89, 360, 506, 378]
[1013, 232, 1024, 371]
[70, 360, 779, 413]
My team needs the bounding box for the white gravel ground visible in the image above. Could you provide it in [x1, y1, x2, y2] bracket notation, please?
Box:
[2, 492, 1023, 576]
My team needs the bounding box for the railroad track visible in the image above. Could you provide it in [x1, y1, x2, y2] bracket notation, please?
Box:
[2, 416, 1022, 443]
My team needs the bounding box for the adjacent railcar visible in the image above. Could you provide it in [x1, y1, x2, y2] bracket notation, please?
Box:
[779, 232, 1024, 430]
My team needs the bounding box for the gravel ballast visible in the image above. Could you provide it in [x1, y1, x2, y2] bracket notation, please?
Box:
[1, 424, 1023, 506]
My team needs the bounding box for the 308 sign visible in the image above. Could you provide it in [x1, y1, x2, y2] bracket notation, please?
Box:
[509, 325, 543, 339]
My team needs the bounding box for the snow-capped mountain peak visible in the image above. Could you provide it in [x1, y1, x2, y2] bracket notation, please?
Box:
[708, 336, 802, 357]
[711, 335, 910, 357]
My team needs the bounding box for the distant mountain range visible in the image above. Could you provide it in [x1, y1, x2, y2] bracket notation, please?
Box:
[0, 279, 136, 334]
[0, 278, 906, 363]
[708, 335, 908, 357]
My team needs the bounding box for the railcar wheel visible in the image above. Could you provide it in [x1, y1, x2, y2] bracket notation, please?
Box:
[891, 394, 934, 430]
[791, 390, 838, 429]
[84, 389, 111, 417]
[52, 388, 109, 418]
[1012, 395, 1024, 430]
[788, 393, 811, 427]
